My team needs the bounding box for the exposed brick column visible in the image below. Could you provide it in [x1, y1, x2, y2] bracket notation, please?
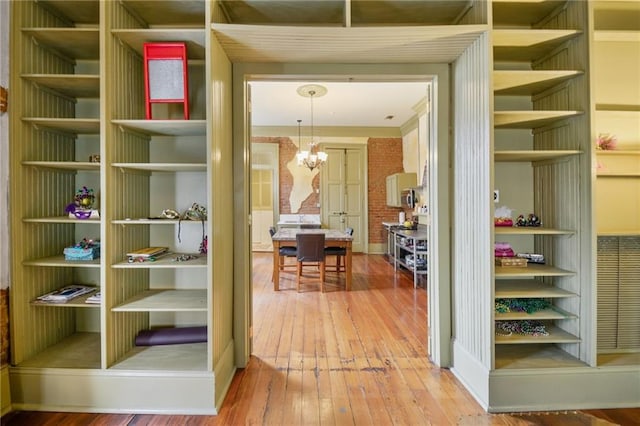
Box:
[367, 137, 404, 244]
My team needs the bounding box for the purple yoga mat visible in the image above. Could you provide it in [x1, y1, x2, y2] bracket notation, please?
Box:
[135, 326, 207, 346]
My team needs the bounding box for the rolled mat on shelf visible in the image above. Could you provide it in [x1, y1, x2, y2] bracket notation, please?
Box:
[135, 326, 207, 346]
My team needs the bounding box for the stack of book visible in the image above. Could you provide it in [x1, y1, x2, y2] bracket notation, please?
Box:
[85, 292, 101, 304]
[127, 246, 168, 263]
[37, 285, 96, 303]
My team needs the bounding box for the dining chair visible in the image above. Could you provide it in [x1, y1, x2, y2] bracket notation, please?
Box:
[295, 233, 326, 292]
[269, 227, 297, 282]
[325, 227, 353, 272]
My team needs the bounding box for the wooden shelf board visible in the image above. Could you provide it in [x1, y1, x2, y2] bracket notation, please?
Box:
[111, 163, 206, 172]
[494, 150, 581, 162]
[594, 30, 640, 42]
[597, 230, 640, 236]
[112, 289, 207, 312]
[31, 288, 100, 308]
[494, 111, 583, 129]
[15, 332, 101, 369]
[493, 29, 582, 61]
[495, 307, 576, 321]
[495, 280, 577, 298]
[111, 29, 206, 60]
[112, 218, 181, 224]
[597, 352, 640, 367]
[494, 226, 575, 235]
[595, 109, 640, 118]
[597, 172, 640, 177]
[22, 117, 100, 134]
[112, 253, 207, 269]
[493, 70, 582, 95]
[22, 74, 100, 98]
[23, 216, 101, 224]
[596, 150, 640, 156]
[495, 263, 575, 278]
[595, 103, 640, 112]
[495, 325, 580, 344]
[37, 0, 100, 24]
[118, 1, 205, 27]
[492, 1, 567, 28]
[22, 28, 99, 59]
[112, 119, 207, 136]
[110, 342, 208, 372]
[24, 255, 101, 268]
[593, 0, 640, 12]
[22, 161, 100, 171]
[495, 344, 587, 369]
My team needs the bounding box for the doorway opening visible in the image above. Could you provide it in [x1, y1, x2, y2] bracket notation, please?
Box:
[249, 79, 432, 254]
[245, 74, 443, 366]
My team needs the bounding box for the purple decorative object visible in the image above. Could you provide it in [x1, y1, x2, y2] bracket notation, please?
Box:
[135, 326, 207, 346]
[74, 210, 92, 219]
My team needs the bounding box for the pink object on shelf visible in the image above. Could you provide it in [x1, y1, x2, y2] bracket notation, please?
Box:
[495, 242, 515, 257]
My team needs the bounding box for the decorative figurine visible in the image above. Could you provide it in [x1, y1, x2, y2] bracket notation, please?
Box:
[516, 213, 541, 227]
[65, 186, 96, 219]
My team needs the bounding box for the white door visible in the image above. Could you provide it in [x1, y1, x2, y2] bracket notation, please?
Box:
[251, 143, 279, 251]
[321, 145, 367, 252]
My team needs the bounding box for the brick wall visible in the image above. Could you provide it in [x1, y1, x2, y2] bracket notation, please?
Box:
[253, 136, 405, 245]
[367, 138, 405, 244]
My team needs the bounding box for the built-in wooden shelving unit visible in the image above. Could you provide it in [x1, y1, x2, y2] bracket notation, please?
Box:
[592, 0, 640, 367]
[9, 0, 220, 414]
[491, 0, 587, 375]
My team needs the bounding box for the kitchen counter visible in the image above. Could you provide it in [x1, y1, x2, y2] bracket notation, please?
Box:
[393, 227, 429, 240]
[278, 214, 321, 229]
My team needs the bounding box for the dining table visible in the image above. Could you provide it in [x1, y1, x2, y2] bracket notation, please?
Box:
[271, 228, 353, 291]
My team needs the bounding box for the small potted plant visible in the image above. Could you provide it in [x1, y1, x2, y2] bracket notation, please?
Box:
[65, 186, 96, 219]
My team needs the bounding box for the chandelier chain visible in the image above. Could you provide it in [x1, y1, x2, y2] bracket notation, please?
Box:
[296, 84, 327, 171]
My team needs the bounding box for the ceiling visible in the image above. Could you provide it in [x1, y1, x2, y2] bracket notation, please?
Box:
[250, 81, 429, 128]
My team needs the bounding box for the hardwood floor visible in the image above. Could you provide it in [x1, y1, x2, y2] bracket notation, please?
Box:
[2, 253, 639, 425]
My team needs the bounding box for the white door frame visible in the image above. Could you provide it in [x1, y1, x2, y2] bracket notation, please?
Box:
[232, 64, 451, 369]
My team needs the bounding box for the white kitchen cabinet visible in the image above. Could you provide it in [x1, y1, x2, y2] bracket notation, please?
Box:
[386, 172, 417, 207]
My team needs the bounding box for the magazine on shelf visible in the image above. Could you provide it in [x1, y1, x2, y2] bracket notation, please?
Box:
[37, 285, 96, 303]
[126, 246, 169, 258]
[85, 292, 101, 304]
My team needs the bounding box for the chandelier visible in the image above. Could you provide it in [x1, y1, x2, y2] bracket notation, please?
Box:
[296, 84, 328, 171]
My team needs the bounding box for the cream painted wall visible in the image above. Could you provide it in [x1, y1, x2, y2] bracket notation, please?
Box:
[401, 97, 430, 216]
[493, 96, 535, 253]
[403, 128, 419, 175]
[593, 37, 640, 233]
[287, 155, 319, 212]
